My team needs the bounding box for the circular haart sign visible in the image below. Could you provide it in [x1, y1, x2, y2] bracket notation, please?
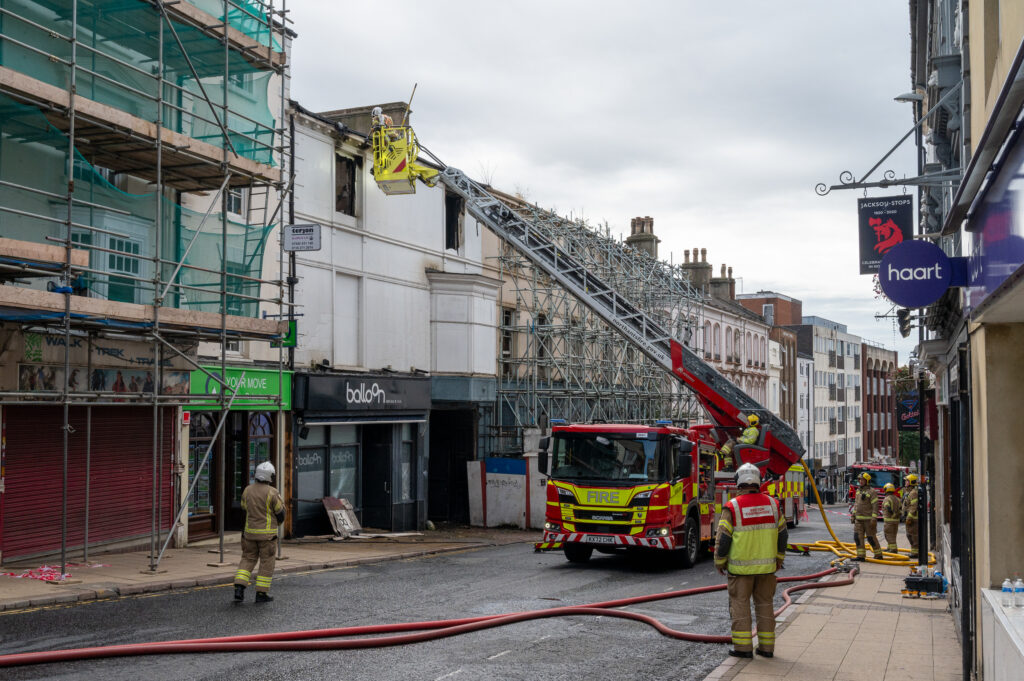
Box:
[878, 240, 952, 308]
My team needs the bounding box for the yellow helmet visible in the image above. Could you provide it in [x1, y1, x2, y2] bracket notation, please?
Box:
[859, 472, 872, 484]
[883, 483, 896, 493]
[747, 414, 760, 426]
[906, 474, 919, 486]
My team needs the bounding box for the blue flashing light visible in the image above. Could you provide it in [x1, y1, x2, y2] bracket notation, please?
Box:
[655, 419, 672, 425]
[549, 418, 567, 425]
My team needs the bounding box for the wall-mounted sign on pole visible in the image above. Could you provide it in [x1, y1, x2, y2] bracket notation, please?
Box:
[858, 195, 913, 274]
[878, 239, 968, 308]
[284, 223, 322, 252]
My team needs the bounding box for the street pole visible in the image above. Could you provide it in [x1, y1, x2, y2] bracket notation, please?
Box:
[917, 370, 928, 567]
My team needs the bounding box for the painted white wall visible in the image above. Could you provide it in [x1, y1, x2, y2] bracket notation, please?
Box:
[290, 112, 494, 376]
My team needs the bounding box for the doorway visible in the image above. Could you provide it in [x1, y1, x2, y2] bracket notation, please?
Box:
[361, 424, 393, 530]
[428, 409, 475, 524]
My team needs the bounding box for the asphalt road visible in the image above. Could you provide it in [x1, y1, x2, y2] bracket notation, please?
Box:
[0, 508, 844, 681]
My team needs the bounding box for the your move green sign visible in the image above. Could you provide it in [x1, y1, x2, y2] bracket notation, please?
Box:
[188, 366, 292, 411]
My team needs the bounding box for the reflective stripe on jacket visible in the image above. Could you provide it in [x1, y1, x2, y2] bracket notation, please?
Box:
[738, 426, 760, 445]
[882, 494, 900, 523]
[242, 482, 284, 538]
[723, 492, 783, 575]
[904, 488, 919, 521]
[852, 485, 878, 520]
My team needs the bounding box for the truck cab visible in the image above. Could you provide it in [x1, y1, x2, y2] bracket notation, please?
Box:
[537, 423, 717, 567]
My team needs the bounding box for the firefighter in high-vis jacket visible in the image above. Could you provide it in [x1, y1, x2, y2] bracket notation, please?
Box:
[851, 472, 883, 561]
[234, 461, 286, 603]
[881, 483, 900, 553]
[718, 414, 761, 470]
[714, 463, 788, 659]
[902, 474, 920, 558]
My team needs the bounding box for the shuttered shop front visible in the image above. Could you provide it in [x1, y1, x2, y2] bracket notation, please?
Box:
[1, 406, 175, 561]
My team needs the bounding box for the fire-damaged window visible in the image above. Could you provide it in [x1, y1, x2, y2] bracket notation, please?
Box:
[335, 154, 359, 216]
[444, 190, 464, 251]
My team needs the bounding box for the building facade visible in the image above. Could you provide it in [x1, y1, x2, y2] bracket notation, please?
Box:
[0, 1, 290, 564]
[860, 343, 898, 463]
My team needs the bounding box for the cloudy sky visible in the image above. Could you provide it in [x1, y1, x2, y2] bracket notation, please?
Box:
[288, 1, 918, 362]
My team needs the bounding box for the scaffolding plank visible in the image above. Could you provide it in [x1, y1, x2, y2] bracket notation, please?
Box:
[0, 237, 89, 269]
[0, 66, 281, 188]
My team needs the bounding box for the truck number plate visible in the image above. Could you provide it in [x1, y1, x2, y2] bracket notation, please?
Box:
[584, 535, 615, 544]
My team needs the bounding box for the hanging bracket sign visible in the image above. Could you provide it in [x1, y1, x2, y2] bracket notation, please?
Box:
[878, 239, 968, 308]
[284, 223, 322, 252]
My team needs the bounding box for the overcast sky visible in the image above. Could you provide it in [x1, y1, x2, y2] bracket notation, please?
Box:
[288, 1, 918, 363]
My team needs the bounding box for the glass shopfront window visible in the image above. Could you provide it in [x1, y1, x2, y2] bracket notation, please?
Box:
[329, 425, 359, 502]
[399, 423, 416, 503]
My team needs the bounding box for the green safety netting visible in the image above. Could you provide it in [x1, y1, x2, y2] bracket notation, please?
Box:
[188, 0, 282, 51]
[0, 0, 277, 164]
[0, 91, 274, 317]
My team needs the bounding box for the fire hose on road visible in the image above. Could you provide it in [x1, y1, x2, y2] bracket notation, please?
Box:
[0, 566, 855, 668]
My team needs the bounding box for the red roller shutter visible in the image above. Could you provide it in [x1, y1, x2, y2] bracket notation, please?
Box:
[1, 406, 175, 561]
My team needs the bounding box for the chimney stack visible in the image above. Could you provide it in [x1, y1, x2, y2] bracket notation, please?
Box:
[625, 215, 660, 258]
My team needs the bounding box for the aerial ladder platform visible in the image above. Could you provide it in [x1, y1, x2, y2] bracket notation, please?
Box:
[370, 124, 805, 477]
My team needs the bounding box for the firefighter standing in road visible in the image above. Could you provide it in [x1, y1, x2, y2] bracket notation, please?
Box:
[718, 414, 761, 470]
[715, 463, 788, 659]
[881, 483, 900, 553]
[852, 472, 883, 561]
[903, 474, 920, 558]
[234, 461, 285, 603]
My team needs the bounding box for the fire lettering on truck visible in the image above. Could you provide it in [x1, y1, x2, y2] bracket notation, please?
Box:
[586, 491, 620, 504]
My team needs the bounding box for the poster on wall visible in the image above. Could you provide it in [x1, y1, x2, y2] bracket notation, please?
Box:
[17, 364, 190, 395]
[858, 195, 913, 274]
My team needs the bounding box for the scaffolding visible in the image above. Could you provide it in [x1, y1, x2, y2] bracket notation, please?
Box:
[0, 0, 292, 572]
[491, 196, 705, 454]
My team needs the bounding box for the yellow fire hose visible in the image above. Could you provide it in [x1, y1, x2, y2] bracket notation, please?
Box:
[793, 460, 934, 567]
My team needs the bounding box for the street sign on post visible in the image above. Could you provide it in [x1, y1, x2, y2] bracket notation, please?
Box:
[284, 223, 322, 252]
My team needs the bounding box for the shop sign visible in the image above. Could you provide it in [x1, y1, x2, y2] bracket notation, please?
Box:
[879, 240, 967, 308]
[898, 391, 920, 431]
[298, 373, 431, 412]
[188, 366, 292, 411]
[858, 195, 913, 274]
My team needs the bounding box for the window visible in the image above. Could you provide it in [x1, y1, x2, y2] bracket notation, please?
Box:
[501, 308, 516, 379]
[228, 72, 252, 92]
[399, 423, 416, 502]
[107, 237, 141, 303]
[336, 155, 357, 216]
[444, 191, 464, 251]
[762, 303, 774, 326]
[225, 187, 244, 216]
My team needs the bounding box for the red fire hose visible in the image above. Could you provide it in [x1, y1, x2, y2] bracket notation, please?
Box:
[0, 566, 855, 667]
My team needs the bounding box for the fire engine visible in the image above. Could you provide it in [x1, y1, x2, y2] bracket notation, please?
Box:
[369, 116, 809, 566]
[534, 421, 806, 566]
[846, 462, 909, 518]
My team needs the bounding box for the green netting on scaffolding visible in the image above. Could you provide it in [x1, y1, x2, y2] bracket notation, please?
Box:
[188, 0, 282, 51]
[0, 91, 274, 317]
[0, 0, 277, 164]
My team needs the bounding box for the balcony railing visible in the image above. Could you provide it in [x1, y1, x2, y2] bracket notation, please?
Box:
[836, 355, 845, 369]
[828, 350, 836, 367]
[829, 419, 837, 435]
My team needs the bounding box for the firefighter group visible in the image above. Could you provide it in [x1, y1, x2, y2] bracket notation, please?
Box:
[852, 471, 920, 561]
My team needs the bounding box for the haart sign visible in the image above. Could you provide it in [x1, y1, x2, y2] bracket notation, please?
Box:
[879, 240, 957, 308]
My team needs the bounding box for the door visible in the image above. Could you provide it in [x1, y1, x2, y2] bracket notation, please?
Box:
[361, 424, 392, 530]
[427, 409, 474, 524]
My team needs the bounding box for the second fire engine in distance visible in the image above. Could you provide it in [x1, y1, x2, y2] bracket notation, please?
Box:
[536, 421, 721, 567]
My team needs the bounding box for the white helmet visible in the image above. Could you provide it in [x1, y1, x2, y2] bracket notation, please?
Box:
[255, 461, 275, 482]
[736, 463, 761, 487]
[371, 106, 383, 118]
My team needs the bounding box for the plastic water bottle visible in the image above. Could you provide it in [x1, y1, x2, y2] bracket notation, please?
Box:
[1014, 577, 1024, 607]
[1002, 578, 1013, 607]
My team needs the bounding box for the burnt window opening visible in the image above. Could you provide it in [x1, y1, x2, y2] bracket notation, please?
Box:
[445, 191, 464, 251]
[335, 155, 359, 216]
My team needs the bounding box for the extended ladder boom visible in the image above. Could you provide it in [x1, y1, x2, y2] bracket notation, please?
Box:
[439, 167, 805, 476]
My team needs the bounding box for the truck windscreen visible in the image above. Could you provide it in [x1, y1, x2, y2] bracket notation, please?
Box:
[853, 470, 901, 487]
[550, 433, 662, 483]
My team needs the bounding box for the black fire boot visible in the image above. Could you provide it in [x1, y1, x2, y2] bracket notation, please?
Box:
[255, 592, 274, 603]
[233, 585, 245, 602]
[728, 650, 753, 659]
[756, 648, 774, 658]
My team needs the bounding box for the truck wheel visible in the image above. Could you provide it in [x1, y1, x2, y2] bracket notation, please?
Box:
[564, 544, 593, 563]
[790, 510, 799, 528]
[677, 515, 700, 568]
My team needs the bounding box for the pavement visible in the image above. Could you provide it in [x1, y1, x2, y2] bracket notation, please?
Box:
[702, 544, 963, 681]
[0, 525, 539, 612]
